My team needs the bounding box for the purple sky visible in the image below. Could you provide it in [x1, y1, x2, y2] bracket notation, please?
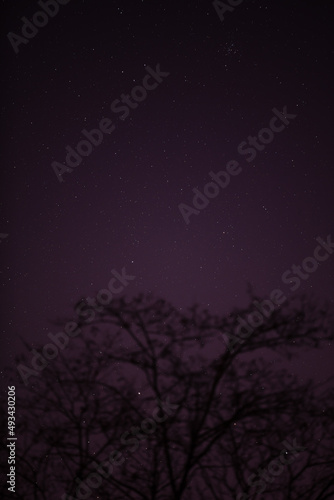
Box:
[1, 0, 333, 384]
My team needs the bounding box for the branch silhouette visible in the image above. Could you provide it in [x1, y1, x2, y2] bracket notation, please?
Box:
[1, 293, 333, 499]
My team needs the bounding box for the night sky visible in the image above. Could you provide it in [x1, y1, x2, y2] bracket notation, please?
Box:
[1, 0, 333, 384]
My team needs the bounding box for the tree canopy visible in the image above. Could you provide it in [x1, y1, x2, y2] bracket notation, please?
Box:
[1, 293, 334, 499]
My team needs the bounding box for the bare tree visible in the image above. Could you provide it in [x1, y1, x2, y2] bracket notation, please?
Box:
[1, 293, 333, 499]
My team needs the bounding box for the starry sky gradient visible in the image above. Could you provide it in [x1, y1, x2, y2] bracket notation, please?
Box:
[1, 0, 333, 382]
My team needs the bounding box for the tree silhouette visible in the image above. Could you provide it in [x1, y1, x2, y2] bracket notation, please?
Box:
[1, 293, 334, 499]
